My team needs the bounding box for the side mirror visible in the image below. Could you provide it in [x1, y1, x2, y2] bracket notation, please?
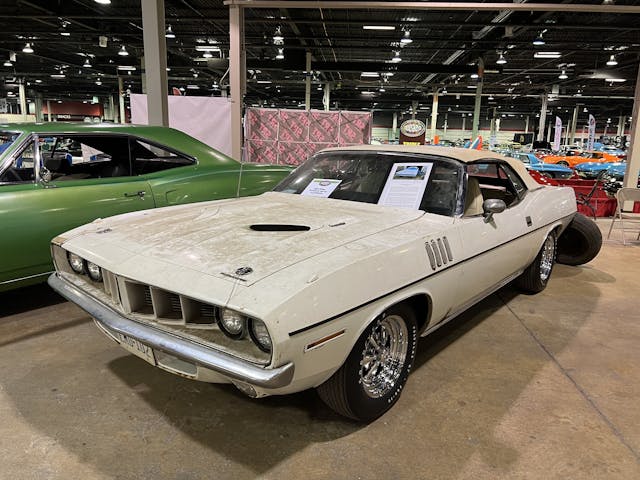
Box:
[482, 198, 506, 223]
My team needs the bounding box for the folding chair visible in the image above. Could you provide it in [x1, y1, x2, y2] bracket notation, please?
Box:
[607, 187, 640, 245]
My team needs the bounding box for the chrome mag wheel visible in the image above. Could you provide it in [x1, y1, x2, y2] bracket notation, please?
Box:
[539, 234, 556, 282]
[358, 315, 409, 399]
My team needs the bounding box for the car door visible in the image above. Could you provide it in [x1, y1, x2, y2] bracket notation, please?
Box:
[451, 161, 536, 309]
[0, 134, 154, 289]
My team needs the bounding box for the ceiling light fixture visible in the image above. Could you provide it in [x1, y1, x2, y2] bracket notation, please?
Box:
[165, 25, 175, 39]
[400, 30, 413, 45]
[95, 79, 102, 85]
[558, 69, 568, 79]
[488, 95, 495, 100]
[605, 78, 626, 83]
[470, 73, 479, 79]
[606, 54, 618, 66]
[363, 25, 395, 31]
[391, 50, 402, 63]
[3, 60, 12, 67]
[35, 79, 42, 83]
[83, 58, 92, 68]
[534, 51, 561, 59]
[117, 65, 136, 71]
[533, 31, 546, 46]
[361, 72, 380, 78]
[275, 48, 284, 60]
[51, 73, 66, 78]
[94, 0, 111, 4]
[22, 43, 34, 54]
[496, 52, 507, 64]
[118, 45, 129, 56]
[202, 51, 213, 58]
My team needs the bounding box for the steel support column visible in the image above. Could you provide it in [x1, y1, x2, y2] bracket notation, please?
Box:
[46, 100, 51, 122]
[18, 82, 27, 117]
[118, 77, 125, 124]
[623, 66, 640, 189]
[34, 94, 43, 122]
[305, 51, 312, 111]
[471, 60, 483, 139]
[229, 5, 245, 161]
[569, 105, 579, 144]
[430, 91, 439, 143]
[141, 0, 168, 126]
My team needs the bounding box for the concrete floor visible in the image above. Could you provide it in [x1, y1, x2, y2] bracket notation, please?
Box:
[1, 219, 639, 480]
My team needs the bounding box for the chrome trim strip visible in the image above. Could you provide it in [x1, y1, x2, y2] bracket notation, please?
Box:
[48, 273, 294, 389]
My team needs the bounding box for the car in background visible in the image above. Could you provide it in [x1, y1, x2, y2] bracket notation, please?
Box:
[0, 123, 292, 291]
[511, 152, 574, 179]
[542, 150, 617, 168]
[574, 161, 626, 179]
[597, 145, 626, 158]
[49, 145, 601, 422]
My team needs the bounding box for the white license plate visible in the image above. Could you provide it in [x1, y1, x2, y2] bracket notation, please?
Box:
[117, 333, 156, 365]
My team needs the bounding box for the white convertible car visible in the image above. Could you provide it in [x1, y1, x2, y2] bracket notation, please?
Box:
[49, 146, 590, 422]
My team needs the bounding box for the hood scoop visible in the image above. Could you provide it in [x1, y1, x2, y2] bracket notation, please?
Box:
[250, 224, 310, 232]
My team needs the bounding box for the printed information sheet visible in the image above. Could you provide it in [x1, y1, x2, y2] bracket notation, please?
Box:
[378, 163, 433, 209]
[301, 178, 342, 198]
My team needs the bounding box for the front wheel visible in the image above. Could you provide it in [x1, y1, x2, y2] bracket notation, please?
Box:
[316, 304, 418, 422]
[516, 232, 557, 293]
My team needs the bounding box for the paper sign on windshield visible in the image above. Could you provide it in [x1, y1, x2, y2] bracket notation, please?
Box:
[378, 163, 432, 209]
[301, 178, 342, 198]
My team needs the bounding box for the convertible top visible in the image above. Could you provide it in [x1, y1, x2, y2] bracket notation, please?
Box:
[322, 144, 541, 191]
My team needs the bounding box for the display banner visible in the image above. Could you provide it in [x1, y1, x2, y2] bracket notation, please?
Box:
[130, 94, 232, 157]
[587, 114, 596, 151]
[553, 116, 563, 151]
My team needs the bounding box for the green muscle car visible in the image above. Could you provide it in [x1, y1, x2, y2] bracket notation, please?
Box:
[0, 123, 291, 292]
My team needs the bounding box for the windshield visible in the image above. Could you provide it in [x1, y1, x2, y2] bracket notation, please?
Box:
[274, 151, 462, 216]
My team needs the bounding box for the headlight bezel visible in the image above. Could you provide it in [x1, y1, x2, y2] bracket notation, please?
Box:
[67, 252, 86, 274]
[248, 318, 272, 353]
[86, 261, 103, 282]
[218, 308, 247, 340]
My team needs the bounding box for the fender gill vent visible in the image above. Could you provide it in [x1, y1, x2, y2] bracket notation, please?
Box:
[425, 236, 454, 271]
[250, 224, 310, 231]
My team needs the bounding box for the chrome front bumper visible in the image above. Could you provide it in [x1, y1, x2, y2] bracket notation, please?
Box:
[48, 273, 294, 389]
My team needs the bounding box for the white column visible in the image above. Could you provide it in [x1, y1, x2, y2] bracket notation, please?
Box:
[524, 115, 529, 133]
[305, 51, 312, 111]
[141, 0, 168, 126]
[471, 61, 483, 139]
[430, 91, 439, 142]
[229, 5, 245, 161]
[118, 77, 125, 124]
[391, 112, 398, 141]
[18, 82, 27, 117]
[34, 94, 43, 122]
[623, 65, 640, 189]
[323, 83, 330, 111]
[46, 100, 52, 121]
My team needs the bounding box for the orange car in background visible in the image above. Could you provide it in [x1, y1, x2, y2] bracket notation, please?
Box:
[541, 150, 618, 168]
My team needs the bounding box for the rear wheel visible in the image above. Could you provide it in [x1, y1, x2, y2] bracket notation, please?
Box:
[558, 161, 570, 167]
[317, 304, 418, 422]
[557, 213, 602, 265]
[516, 232, 557, 293]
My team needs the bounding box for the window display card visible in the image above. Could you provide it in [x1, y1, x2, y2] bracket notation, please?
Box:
[378, 163, 433, 209]
[301, 178, 342, 198]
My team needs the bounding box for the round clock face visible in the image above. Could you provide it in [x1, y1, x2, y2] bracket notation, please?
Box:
[400, 119, 426, 137]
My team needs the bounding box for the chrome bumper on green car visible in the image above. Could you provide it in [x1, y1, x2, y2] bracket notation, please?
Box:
[47, 273, 295, 389]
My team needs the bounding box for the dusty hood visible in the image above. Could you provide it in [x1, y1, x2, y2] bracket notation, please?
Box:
[64, 192, 425, 286]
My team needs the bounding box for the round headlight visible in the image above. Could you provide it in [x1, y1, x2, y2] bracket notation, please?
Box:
[86, 261, 103, 282]
[219, 309, 246, 339]
[67, 252, 85, 274]
[249, 319, 272, 353]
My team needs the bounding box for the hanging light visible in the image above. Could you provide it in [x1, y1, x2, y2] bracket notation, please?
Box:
[22, 43, 34, 54]
[488, 94, 495, 100]
[606, 54, 618, 66]
[118, 45, 129, 56]
[83, 58, 92, 68]
[558, 69, 568, 80]
[203, 51, 213, 58]
[273, 26, 284, 45]
[165, 25, 175, 39]
[391, 50, 402, 63]
[3, 59, 12, 67]
[496, 52, 507, 64]
[400, 30, 413, 45]
[275, 48, 284, 60]
[94, 0, 111, 4]
[95, 79, 102, 85]
[532, 29, 547, 47]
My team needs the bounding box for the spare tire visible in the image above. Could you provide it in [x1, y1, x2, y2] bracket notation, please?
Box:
[556, 213, 602, 266]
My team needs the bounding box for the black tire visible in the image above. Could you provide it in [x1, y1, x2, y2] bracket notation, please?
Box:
[316, 304, 418, 422]
[557, 213, 602, 266]
[558, 161, 570, 167]
[516, 231, 557, 294]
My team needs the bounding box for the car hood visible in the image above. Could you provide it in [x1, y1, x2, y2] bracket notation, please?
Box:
[63, 192, 425, 286]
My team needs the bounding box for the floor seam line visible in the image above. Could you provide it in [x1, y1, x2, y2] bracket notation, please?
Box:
[498, 293, 640, 464]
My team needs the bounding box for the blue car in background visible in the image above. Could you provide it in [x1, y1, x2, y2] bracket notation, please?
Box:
[575, 161, 626, 179]
[512, 152, 574, 179]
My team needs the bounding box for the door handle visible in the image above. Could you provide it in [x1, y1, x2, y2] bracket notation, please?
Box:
[124, 190, 146, 198]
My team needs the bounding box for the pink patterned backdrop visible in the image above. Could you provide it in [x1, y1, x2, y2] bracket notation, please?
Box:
[244, 108, 372, 165]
